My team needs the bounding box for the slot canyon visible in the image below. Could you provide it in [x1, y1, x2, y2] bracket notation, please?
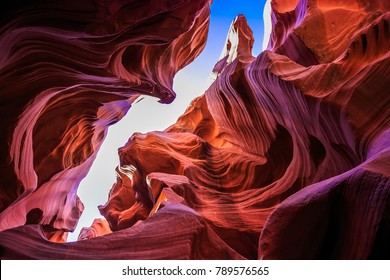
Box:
[0, 0, 389, 259]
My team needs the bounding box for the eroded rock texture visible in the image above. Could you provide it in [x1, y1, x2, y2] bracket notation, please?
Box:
[77, 218, 112, 241]
[1, 0, 389, 259]
[0, 0, 210, 236]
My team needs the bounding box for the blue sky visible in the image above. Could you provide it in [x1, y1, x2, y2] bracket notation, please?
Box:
[68, 0, 270, 241]
[210, 0, 266, 55]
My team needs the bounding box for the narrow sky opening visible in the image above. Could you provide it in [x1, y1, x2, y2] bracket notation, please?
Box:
[68, 0, 269, 242]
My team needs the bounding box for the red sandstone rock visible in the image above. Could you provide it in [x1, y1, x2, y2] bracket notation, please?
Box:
[98, 0, 389, 259]
[0, 204, 244, 259]
[0, 0, 389, 260]
[259, 154, 390, 259]
[77, 218, 112, 241]
[0, 0, 211, 236]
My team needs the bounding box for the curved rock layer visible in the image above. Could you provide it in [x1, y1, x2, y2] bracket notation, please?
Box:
[0, 204, 243, 259]
[0, 0, 211, 235]
[77, 218, 112, 241]
[1, 0, 389, 259]
[99, 1, 390, 259]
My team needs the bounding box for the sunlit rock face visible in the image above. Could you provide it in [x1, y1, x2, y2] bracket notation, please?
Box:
[0, 0, 210, 238]
[1, 0, 389, 259]
[77, 218, 112, 241]
[258, 0, 390, 259]
[99, 0, 390, 259]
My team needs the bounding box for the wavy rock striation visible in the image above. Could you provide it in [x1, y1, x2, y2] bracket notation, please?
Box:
[1, 0, 389, 259]
[1, 204, 243, 259]
[77, 218, 112, 241]
[0, 0, 210, 238]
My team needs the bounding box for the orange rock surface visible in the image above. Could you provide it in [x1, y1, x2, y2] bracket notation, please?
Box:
[77, 218, 112, 241]
[0, 0, 389, 259]
[0, 0, 210, 236]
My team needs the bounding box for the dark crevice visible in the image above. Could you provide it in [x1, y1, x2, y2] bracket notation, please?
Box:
[309, 135, 326, 168]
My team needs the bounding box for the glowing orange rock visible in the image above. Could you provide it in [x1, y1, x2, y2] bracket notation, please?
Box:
[99, 1, 390, 259]
[0, 0, 389, 260]
[0, 0, 211, 235]
[78, 218, 112, 241]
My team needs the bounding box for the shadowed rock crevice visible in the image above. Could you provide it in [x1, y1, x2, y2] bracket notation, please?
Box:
[0, 0, 389, 259]
[309, 135, 326, 168]
[0, 0, 212, 235]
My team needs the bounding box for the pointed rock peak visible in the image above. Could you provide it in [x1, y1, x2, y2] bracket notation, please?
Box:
[210, 14, 254, 81]
[223, 14, 254, 63]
